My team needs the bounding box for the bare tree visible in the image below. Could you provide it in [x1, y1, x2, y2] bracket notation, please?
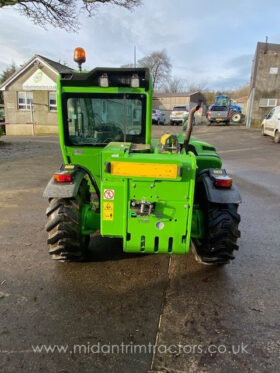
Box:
[0, 63, 17, 104]
[162, 76, 187, 93]
[225, 84, 250, 99]
[198, 83, 250, 107]
[0, 0, 141, 31]
[0, 63, 17, 84]
[120, 63, 134, 68]
[138, 50, 171, 90]
[201, 90, 216, 106]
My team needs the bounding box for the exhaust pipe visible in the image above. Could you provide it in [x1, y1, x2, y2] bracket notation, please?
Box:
[183, 104, 201, 151]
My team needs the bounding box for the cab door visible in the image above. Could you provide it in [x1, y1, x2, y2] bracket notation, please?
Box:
[271, 107, 280, 134]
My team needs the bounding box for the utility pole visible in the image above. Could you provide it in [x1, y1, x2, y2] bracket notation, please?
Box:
[134, 46, 137, 68]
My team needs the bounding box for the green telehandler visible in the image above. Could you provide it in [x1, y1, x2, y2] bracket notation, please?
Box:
[43, 48, 241, 265]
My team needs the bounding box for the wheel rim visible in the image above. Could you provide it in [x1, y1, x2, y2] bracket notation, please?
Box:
[232, 113, 241, 122]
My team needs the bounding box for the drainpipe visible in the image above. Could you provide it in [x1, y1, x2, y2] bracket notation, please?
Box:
[246, 88, 255, 129]
[30, 103, 35, 136]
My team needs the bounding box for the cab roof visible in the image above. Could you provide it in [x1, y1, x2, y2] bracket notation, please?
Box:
[60, 67, 150, 90]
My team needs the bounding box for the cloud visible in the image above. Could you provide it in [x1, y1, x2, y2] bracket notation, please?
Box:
[0, 0, 280, 89]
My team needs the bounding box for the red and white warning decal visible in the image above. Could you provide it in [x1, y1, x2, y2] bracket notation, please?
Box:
[103, 189, 115, 200]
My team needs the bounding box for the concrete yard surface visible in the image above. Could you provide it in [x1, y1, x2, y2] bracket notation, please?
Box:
[0, 126, 279, 373]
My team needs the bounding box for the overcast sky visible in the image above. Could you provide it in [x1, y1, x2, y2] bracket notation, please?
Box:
[0, 0, 280, 90]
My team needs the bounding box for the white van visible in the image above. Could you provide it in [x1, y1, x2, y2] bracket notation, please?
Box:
[261, 106, 280, 143]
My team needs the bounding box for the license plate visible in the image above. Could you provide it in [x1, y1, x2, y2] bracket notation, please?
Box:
[216, 118, 223, 121]
[176, 113, 182, 116]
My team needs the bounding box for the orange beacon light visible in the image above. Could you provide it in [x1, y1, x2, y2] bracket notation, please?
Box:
[73, 47, 86, 72]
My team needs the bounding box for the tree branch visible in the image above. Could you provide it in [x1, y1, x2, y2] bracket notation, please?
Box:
[0, 0, 142, 31]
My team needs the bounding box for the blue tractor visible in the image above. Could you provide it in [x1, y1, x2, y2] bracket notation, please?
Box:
[209, 95, 243, 124]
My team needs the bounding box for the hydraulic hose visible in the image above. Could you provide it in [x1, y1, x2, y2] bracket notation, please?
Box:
[76, 165, 100, 204]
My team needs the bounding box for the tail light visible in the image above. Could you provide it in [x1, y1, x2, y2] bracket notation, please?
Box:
[53, 173, 72, 183]
[215, 177, 232, 188]
[227, 111, 231, 117]
[210, 169, 232, 188]
[208, 112, 212, 118]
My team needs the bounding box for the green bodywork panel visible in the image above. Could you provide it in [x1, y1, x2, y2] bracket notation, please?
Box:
[100, 142, 196, 254]
[176, 133, 222, 173]
[55, 69, 223, 254]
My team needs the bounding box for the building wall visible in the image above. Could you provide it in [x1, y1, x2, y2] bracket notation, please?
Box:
[153, 92, 206, 123]
[250, 47, 280, 127]
[153, 96, 190, 111]
[234, 97, 248, 115]
[4, 64, 58, 135]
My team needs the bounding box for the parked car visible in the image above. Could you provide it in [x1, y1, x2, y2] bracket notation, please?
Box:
[152, 109, 166, 125]
[261, 106, 280, 143]
[170, 106, 189, 126]
[207, 105, 231, 125]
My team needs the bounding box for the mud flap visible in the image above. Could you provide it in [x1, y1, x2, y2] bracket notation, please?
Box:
[198, 169, 242, 204]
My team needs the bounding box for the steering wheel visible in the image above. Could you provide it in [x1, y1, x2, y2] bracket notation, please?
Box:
[104, 122, 124, 139]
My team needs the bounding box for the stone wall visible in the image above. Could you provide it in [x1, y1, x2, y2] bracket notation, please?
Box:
[251, 47, 280, 127]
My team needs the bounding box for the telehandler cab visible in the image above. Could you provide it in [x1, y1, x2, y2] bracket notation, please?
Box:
[44, 48, 241, 265]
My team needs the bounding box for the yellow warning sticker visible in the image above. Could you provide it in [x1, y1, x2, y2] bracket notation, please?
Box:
[103, 202, 114, 221]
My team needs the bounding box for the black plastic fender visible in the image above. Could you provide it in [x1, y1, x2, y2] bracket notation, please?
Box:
[43, 169, 87, 199]
[198, 169, 242, 204]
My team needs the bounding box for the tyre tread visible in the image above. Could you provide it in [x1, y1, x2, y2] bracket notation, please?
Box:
[45, 179, 90, 261]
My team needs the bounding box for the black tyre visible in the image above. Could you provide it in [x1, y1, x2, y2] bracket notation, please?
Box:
[170, 121, 174, 126]
[192, 203, 241, 265]
[261, 126, 266, 136]
[45, 179, 90, 261]
[274, 131, 280, 143]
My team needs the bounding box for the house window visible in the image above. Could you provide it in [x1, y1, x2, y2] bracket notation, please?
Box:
[259, 98, 277, 108]
[49, 92, 57, 111]
[18, 92, 33, 110]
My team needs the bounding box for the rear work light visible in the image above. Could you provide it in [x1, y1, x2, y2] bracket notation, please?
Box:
[215, 177, 232, 188]
[99, 73, 109, 88]
[131, 74, 140, 88]
[53, 173, 72, 183]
